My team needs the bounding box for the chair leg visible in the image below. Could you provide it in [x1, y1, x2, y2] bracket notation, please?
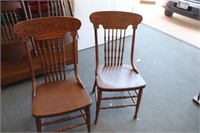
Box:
[95, 90, 102, 124]
[134, 89, 143, 119]
[91, 79, 96, 94]
[36, 117, 42, 132]
[85, 106, 91, 132]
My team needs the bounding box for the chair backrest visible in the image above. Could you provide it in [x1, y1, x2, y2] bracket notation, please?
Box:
[89, 11, 142, 72]
[14, 17, 81, 83]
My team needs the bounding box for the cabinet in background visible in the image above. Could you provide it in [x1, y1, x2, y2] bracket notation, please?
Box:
[1, 0, 74, 86]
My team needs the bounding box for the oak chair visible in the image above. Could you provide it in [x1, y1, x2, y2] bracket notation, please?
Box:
[14, 17, 92, 132]
[89, 11, 146, 123]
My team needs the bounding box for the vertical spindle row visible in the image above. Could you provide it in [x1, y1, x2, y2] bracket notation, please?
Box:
[35, 38, 67, 82]
[103, 29, 126, 66]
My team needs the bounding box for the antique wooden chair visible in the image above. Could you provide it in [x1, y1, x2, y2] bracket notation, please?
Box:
[89, 11, 146, 123]
[14, 17, 92, 132]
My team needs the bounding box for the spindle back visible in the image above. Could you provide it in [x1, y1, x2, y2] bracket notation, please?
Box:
[14, 17, 81, 82]
[90, 11, 142, 68]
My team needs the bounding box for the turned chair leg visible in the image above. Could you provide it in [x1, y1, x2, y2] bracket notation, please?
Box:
[95, 90, 102, 124]
[36, 117, 42, 132]
[85, 107, 91, 132]
[134, 89, 143, 119]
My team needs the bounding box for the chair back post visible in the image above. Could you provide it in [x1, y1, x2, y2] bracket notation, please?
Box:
[94, 29, 99, 75]
[131, 29, 139, 74]
[72, 34, 85, 88]
[24, 40, 37, 97]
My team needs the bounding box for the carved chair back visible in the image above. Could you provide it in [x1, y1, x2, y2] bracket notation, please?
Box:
[90, 11, 142, 72]
[14, 17, 81, 84]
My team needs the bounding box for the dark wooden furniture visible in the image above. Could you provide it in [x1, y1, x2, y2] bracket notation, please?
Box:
[14, 17, 92, 132]
[1, 0, 74, 86]
[1, 1, 30, 85]
[90, 11, 146, 123]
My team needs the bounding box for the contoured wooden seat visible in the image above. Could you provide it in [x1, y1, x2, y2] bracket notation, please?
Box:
[89, 11, 146, 123]
[14, 17, 92, 132]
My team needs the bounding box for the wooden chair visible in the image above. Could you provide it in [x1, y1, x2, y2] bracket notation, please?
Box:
[14, 17, 92, 132]
[89, 11, 146, 123]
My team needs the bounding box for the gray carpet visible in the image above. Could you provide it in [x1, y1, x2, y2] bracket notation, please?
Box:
[1, 24, 200, 132]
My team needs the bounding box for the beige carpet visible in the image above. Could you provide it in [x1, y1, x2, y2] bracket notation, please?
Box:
[134, 3, 200, 49]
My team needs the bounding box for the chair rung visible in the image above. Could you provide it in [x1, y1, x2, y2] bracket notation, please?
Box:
[53, 122, 87, 132]
[100, 104, 136, 110]
[102, 95, 137, 100]
[42, 113, 86, 126]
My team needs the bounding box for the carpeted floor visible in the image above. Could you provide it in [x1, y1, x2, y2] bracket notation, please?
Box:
[1, 24, 199, 132]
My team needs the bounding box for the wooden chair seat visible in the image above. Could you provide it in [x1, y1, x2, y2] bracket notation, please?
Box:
[33, 78, 92, 117]
[97, 65, 146, 91]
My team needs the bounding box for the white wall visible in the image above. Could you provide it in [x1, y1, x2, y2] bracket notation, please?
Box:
[74, 0, 140, 50]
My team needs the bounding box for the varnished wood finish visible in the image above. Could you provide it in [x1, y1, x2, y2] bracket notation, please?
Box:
[14, 17, 92, 132]
[1, 1, 75, 86]
[89, 11, 146, 123]
[1, 1, 26, 59]
[1, 1, 33, 86]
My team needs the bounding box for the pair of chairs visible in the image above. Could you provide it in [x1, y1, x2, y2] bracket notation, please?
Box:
[14, 11, 146, 132]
